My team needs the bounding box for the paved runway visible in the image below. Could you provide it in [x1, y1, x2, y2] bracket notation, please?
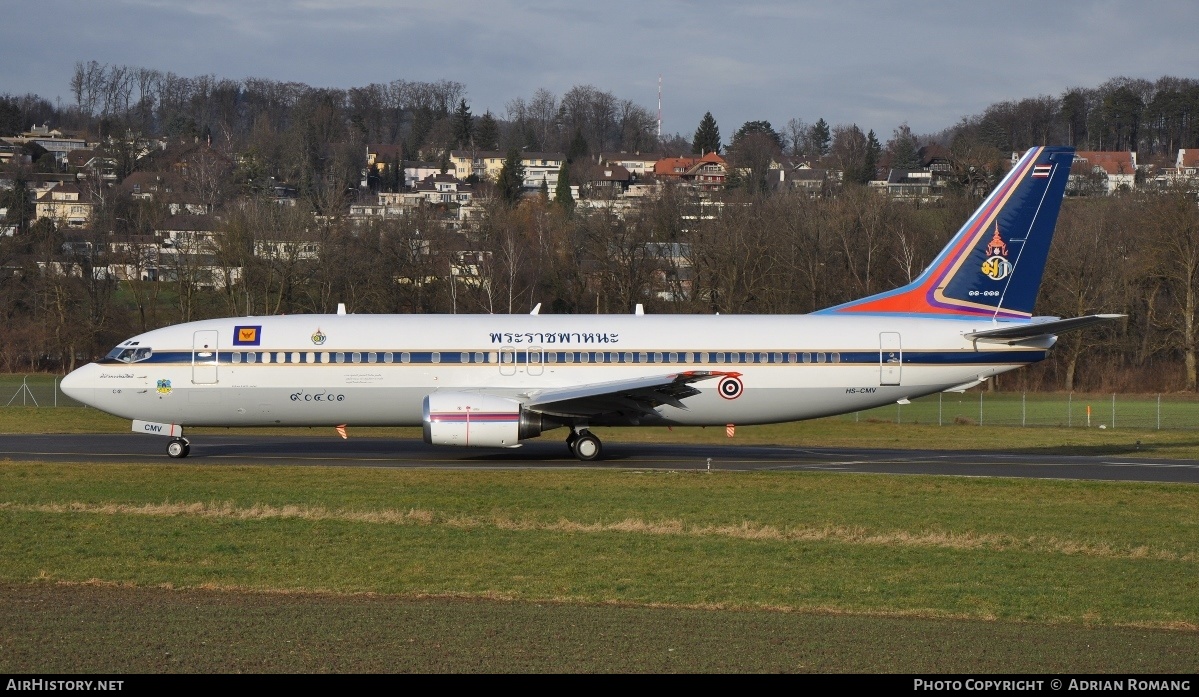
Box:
[1, 433, 1198, 484]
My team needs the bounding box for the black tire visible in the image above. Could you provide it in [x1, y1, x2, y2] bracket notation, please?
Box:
[166, 439, 188, 458]
[571, 433, 602, 461]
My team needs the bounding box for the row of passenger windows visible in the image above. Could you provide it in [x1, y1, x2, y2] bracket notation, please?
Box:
[228, 350, 844, 365]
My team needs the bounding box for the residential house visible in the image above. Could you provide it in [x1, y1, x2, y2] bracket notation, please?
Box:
[583, 164, 633, 197]
[883, 169, 939, 202]
[35, 183, 93, 228]
[918, 144, 954, 173]
[366, 144, 404, 172]
[768, 166, 830, 196]
[1159, 149, 1199, 187]
[1066, 151, 1138, 195]
[0, 139, 29, 167]
[403, 162, 441, 188]
[449, 150, 566, 189]
[117, 171, 214, 215]
[155, 214, 236, 290]
[413, 174, 475, 205]
[652, 152, 727, 190]
[8, 125, 88, 167]
[597, 153, 661, 176]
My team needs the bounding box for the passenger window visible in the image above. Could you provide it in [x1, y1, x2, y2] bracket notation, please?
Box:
[832, 352, 841, 364]
[474, 352, 484, 363]
[460, 352, 469, 364]
[431, 352, 441, 364]
[401, 352, 411, 364]
[383, 352, 393, 363]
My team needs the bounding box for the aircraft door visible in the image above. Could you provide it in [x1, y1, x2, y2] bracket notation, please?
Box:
[527, 346, 544, 376]
[499, 346, 517, 376]
[192, 330, 219, 384]
[879, 332, 902, 386]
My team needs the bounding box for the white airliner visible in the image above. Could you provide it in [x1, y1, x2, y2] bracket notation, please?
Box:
[61, 146, 1119, 460]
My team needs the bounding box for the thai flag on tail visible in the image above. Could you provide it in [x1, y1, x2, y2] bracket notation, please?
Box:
[1032, 164, 1053, 178]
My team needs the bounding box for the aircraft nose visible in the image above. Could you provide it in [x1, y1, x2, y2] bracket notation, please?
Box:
[60, 365, 95, 406]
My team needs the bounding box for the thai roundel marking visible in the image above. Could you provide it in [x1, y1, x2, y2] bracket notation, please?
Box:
[718, 376, 744, 400]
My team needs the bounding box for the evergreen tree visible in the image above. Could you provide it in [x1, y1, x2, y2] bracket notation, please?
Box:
[392, 153, 403, 191]
[497, 149, 525, 204]
[733, 120, 783, 151]
[692, 112, 721, 155]
[475, 111, 500, 150]
[886, 124, 922, 170]
[567, 128, 589, 163]
[408, 106, 434, 157]
[864, 129, 882, 182]
[539, 175, 549, 201]
[453, 99, 473, 148]
[1, 174, 34, 235]
[555, 160, 575, 214]
[810, 118, 831, 156]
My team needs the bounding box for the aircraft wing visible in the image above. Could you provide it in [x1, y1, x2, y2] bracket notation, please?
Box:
[522, 371, 735, 419]
[963, 314, 1124, 345]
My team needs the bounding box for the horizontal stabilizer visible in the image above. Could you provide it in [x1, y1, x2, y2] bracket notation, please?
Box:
[964, 314, 1124, 345]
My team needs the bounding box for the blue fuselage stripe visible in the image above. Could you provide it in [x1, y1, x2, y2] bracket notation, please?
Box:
[101, 349, 1047, 367]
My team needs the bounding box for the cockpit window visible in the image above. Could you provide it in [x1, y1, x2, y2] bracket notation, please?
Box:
[105, 346, 153, 363]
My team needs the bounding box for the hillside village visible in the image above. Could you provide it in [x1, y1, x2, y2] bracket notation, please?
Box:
[3, 119, 1197, 291]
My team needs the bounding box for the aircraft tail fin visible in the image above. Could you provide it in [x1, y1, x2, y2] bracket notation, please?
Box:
[819, 146, 1075, 319]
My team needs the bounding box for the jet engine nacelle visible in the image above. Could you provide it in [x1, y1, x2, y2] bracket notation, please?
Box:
[422, 392, 548, 447]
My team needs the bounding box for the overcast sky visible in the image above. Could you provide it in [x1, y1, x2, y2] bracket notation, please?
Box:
[4, 1, 1197, 141]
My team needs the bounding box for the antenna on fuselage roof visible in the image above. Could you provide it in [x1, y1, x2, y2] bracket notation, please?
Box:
[337, 303, 346, 315]
[530, 303, 541, 315]
[635, 304, 644, 315]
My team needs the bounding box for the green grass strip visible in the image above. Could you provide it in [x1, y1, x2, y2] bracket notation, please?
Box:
[2, 463, 1197, 629]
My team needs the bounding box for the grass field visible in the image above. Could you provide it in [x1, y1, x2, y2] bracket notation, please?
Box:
[1, 461, 1197, 672]
[2, 386, 1199, 673]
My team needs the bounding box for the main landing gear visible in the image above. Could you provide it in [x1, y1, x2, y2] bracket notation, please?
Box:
[166, 437, 191, 459]
[566, 429, 602, 461]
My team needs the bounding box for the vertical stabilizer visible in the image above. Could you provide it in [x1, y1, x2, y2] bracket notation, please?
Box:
[819, 146, 1075, 319]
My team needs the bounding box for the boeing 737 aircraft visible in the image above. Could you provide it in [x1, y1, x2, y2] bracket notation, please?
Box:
[61, 146, 1119, 461]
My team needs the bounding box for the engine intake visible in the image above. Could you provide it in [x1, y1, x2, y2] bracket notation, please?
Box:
[422, 392, 549, 447]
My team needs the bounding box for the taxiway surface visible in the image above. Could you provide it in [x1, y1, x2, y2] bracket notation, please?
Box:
[1, 434, 1197, 484]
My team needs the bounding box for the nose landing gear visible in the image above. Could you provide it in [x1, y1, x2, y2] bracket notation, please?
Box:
[166, 437, 191, 458]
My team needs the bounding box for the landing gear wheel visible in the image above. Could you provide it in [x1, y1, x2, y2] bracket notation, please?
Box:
[166, 438, 190, 459]
[571, 432, 602, 461]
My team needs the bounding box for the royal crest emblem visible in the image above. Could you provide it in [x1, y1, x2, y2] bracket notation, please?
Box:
[311, 328, 327, 345]
[156, 379, 172, 395]
[981, 225, 1012, 281]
